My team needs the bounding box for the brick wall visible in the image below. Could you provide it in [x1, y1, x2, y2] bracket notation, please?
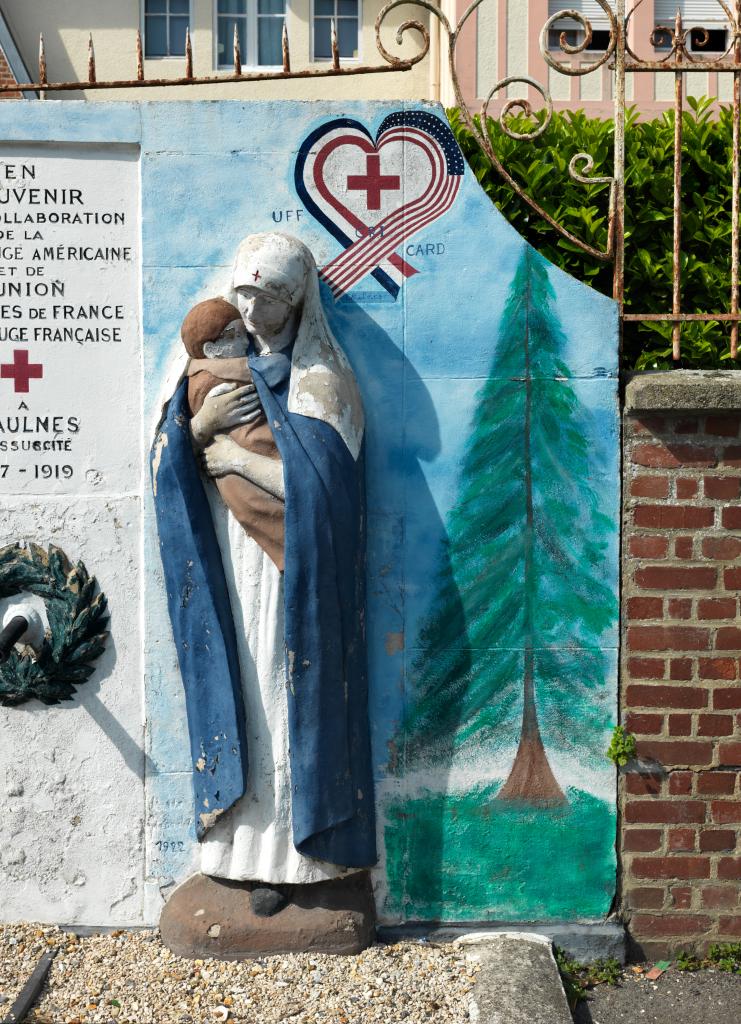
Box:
[621, 380, 741, 959]
[0, 46, 21, 100]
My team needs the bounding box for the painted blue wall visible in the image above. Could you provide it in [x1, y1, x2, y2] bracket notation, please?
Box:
[0, 100, 619, 924]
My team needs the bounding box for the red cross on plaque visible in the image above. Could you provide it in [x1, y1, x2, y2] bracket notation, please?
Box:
[347, 154, 401, 211]
[0, 349, 43, 393]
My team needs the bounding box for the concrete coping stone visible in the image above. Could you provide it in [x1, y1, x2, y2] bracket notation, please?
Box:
[455, 930, 552, 949]
[382, 919, 626, 964]
[625, 369, 741, 413]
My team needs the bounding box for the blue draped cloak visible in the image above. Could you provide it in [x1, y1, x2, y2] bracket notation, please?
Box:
[151, 347, 377, 868]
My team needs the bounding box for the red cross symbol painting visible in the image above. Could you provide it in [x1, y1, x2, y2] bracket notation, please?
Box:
[1, 349, 43, 393]
[346, 154, 401, 211]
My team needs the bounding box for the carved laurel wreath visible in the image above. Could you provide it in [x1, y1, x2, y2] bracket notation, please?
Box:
[0, 543, 109, 707]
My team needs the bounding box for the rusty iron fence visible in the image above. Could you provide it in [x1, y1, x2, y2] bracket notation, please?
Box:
[4, 1, 741, 364]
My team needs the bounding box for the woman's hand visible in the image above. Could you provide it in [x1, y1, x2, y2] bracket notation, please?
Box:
[200, 434, 247, 478]
[190, 382, 262, 448]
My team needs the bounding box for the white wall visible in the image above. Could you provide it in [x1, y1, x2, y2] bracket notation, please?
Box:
[0, 143, 144, 926]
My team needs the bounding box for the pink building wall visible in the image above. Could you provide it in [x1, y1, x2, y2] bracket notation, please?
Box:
[460, 1, 733, 119]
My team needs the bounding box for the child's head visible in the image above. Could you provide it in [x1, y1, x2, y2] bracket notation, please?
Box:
[181, 298, 248, 359]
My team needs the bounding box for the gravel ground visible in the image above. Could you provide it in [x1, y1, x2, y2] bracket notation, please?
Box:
[0, 924, 479, 1024]
[572, 968, 741, 1024]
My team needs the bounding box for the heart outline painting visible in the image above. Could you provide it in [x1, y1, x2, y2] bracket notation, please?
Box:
[295, 110, 464, 299]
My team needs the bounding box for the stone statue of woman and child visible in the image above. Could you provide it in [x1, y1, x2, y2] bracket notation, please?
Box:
[152, 233, 377, 958]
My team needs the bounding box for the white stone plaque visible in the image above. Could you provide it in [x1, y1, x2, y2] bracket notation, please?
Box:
[0, 144, 140, 495]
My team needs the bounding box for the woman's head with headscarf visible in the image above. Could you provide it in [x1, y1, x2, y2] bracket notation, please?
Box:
[232, 233, 313, 350]
[231, 232, 365, 460]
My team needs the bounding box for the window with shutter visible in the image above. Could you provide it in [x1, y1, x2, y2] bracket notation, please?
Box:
[144, 0, 191, 58]
[313, 0, 360, 61]
[547, 1, 613, 52]
[654, 1, 729, 21]
[547, 0, 612, 25]
[654, 0, 730, 53]
[215, 0, 286, 68]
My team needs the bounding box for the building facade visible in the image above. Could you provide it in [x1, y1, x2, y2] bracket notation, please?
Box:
[470, 2, 735, 118]
[0, 2, 734, 113]
[0, 0, 435, 101]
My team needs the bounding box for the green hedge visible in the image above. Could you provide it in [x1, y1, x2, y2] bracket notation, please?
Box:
[448, 98, 740, 370]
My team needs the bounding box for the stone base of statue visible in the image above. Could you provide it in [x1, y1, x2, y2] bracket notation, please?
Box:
[159, 871, 376, 959]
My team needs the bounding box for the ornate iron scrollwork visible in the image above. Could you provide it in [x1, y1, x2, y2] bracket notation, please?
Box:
[376, 0, 618, 262]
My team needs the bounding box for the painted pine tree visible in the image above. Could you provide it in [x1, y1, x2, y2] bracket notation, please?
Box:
[402, 245, 617, 804]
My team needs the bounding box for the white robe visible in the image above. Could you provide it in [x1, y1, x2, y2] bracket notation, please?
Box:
[199, 485, 347, 884]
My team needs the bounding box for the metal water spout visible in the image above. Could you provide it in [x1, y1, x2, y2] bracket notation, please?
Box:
[0, 605, 44, 662]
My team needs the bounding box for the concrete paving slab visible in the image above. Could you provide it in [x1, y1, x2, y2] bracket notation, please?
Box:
[456, 932, 572, 1024]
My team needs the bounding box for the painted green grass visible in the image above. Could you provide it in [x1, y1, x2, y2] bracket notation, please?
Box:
[384, 784, 616, 921]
